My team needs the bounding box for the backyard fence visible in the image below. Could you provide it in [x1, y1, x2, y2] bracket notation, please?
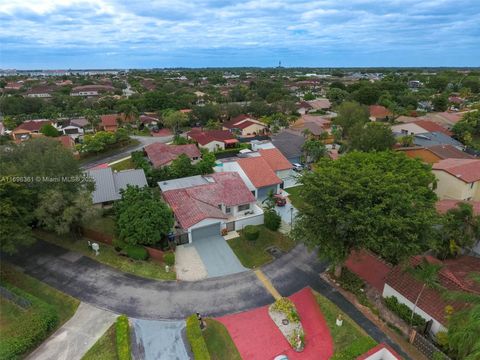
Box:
[410, 330, 451, 360]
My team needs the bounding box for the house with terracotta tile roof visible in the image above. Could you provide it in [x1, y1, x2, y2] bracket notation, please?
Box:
[101, 114, 119, 132]
[186, 129, 238, 152]
[432, 158, 480, 200]
[11, 120, 52, 140]
[160, 172, 263, 242]
[144, 143, 201, 168]
[383, 255, 480, 334]
[222, 114, 267, 136]
[369, 105, 392, 121]
[397, 144, 474, 164]
[356, 343, 401, 360]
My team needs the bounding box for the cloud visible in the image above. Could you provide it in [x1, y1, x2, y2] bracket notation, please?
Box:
[0, 0, 479, 68]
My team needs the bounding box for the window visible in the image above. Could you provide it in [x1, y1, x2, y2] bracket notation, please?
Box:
[225, 206, 231, 214]
[238, 204, 250, 211]
[470, 182, 474, 189]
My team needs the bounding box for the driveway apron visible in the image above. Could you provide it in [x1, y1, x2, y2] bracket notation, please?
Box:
[192, 235, 247, 278]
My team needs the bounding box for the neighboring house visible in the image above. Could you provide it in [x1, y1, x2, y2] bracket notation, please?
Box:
[271, 129, 306, 164]
[383, 255, 480, 335]
[139, 114, 160, 128]
[432, 158, 480, 200]
[54, 135, 78, 154]
[369, 105, 392, 121]
[406, 131, 464, 149]
[398, 144, 474, 164]
[222, 114, 267, 136]
[296, 101, 313, 115]
[291, 114, 332, 139]
[356, 343, 401, 360]
[160, 172, 264, 242]
[11, 120, 52, 140]
[25, 85, 56, 98]
[101, 114, 119, 132]
[86, 167, 148, 205]
[186, 129, 238, 151]
[307, 98, 331, 111]
[144, 143, 201, 168]
[258, 148, 294, 188]
[70, 85, 115, 96]
[59, 118, 89, 139]
[5, 82, 23, 90]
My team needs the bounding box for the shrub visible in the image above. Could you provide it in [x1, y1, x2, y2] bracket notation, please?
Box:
[0, 284, 58, 359]
[115, 315, 131, 360]
[124, 245, 149, 261]
[264, 209, 281, 231]
[384, 296, 426, 328]
[271, 298, 299, 323]
[163, 252, 175, 267]
[335, 268, 364, 294]
[243, 225, 260, 241]
[112, 238, 127, 252]
[185, 314, 211, 360]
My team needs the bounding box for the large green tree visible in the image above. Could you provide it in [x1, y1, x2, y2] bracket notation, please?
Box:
[163, 110, 189, 134]
[348, 122, 396, 152]
[292, 151, 437, 275]
[302, 139, 327, 163]
[333, 101, 370, 138]
[115, 186, 174, 246]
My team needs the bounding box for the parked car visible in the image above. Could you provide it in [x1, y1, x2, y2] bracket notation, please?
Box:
[292, 163, 303, 172]
[274, 194, 287, 207]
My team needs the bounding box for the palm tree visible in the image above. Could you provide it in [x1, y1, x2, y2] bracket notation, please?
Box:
[442, 274, 480, 360]
[84, 109, 99, 133]
[407, 259, 443, 327]
[122, 104, 140, 128]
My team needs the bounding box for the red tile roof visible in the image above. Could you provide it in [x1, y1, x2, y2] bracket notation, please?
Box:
[101, 114, 118, 127]
[162, 172, 255, 229]
[223, 114, 257, 129]
[237, 156, 282, 188]
[235, 120, 258, 130]
[356, 343, 401, 360]
[187, 129, 235, 145]
[258, 148, 292, 171]
[436, 200, 480, 215]
[385, 255, 480, 325]
[14, 120, 52, 132]
[345, 250, 392, 291]
[54, 135, 75, 150]
[369, 105, 392, 118]
[432, 158, 480, 183]
[427, 144, 474, 160]
[144, 143, 201, 167]
[413, 120, 452, 136]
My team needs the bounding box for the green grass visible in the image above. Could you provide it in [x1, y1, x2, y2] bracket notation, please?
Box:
[82, 324, 118, 360]
[35, 231, 176, 281]
[203, 319, 241, 360]
[228, 225, 296, 268]
[84, 216, 117, 236]
[0, 297, 26, 329]
[110, 158, 135, 171]
[0, 263, 79, 325]
[79, 139, 140, 165]
[285, 186, 304, 209]
[314, 292, 377, 359]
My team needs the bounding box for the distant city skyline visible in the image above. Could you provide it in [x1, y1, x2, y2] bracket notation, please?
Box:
[1, 0, 479, 69]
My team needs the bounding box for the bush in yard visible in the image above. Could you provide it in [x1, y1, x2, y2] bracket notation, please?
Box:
[384, 296, 426, 328]
[112, 238, 127, 252]
[185, 314, 211, 360]
[271, 297, 300, 323]
[243, 225, 260, 241]
[124, 244, 149, 261]
[163, 252, 175, 267]
[115, 315, 131, 360]
[0, 284, 58, 359]
[264, 209, 281, 231]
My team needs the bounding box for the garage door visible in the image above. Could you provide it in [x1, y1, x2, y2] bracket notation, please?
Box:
[257, 185, 278, 200]
[191, 223, 221, 241]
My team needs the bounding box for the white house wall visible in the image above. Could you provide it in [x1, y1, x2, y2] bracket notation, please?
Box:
[382, 284, 447, 334]
[235, 213, 264, 230]
[201, 140, 224, 152]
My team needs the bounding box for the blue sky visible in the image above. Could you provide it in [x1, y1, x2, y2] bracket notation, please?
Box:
[0, 0, 479, 69]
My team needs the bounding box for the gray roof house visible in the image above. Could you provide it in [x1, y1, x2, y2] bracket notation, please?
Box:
[394, 131, 465, 150]
[271, 129, 305, 164]
[86, 167, 148, 204]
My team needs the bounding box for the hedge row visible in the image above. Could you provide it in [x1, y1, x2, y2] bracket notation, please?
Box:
[115, 315, 131, 360]
[186, 314, 211, 360]
[384, 296, 427, 328]
[0, 283, 58, 360]
[113, 239, 149, 261]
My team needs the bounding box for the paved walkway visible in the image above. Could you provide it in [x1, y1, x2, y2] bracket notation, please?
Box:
[192, 235, 247, 278]
[131, 319, 191, 360]
[175, 244, 207, 281]
[217, 288, 333, 360]
[26, 303, 117, 360]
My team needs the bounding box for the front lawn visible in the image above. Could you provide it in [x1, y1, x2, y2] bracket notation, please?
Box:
[82, 324, 118, 360]
[314, 292, 377, 359]
[79, 139, 140, 165]
[203, 319, 241, 360]
[285, 186, 304, 209]
[36, 231, 176, 281]
[228, 225, 296, 268]
[110, 158, 135, 172]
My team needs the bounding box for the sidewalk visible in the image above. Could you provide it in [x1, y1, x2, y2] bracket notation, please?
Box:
[26, 302, 117, 360]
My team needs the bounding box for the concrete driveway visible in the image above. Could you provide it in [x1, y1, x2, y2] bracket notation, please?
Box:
[192, 236, 247, 278]
[274, 201, 298, 226]
[131, 319, 191, 360]
[175, 244, 208, 281]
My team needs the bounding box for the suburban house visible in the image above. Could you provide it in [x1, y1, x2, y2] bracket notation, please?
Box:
[86, 167, 148, 205]
[186, 129, 238, 151]
[356, 343, 401, 360]
[144, 143, 201, 168]
[307, 98, 331, 111]
[59, 118, 89, 139]
[160, 172, 264, 243]
[70, 85, 115, 96]
[296, 101, 313, 115]
[11, 120, 52, 140]
[100, 114, 120, 132]
[139, 114, 160, 129]
[397, 144, 474, 164]
[383, 255, 480, 335]
[25, 85, 56, 98]
[400, 131, 465, 149]
[222, 114, 267, 136]
[5, 81, 23, 90]
[291, 114, 332, 141]
[392, 120, 452, 137]
[271, 129, 306, 164]
[369, 105, 392, 122]
[54, 135, 78, 154]
[258, 147, 294, 187]
[432, 158, 480, 200]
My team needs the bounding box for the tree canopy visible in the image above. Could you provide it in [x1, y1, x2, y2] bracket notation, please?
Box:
[292, 151, 437, 266]
[348, 122, 396, 152]
[333, 101, 370, 138]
